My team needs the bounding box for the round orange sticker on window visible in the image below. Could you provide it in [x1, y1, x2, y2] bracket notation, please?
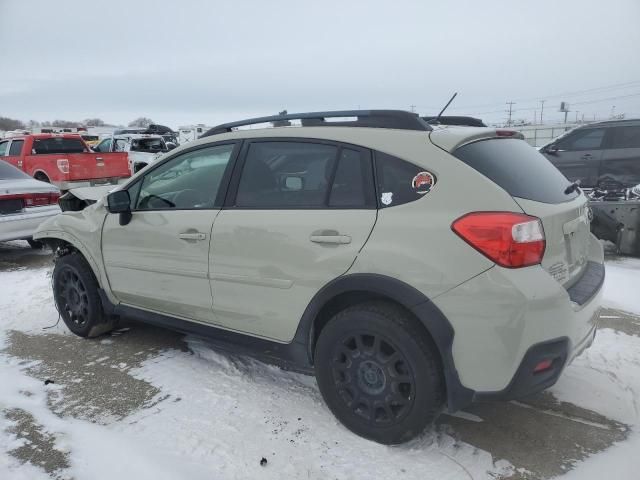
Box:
[411, 171, 436, 195]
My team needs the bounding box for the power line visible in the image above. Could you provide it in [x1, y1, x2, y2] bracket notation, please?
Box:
[416, 79, 640, 113]
[506, 101, 515, 126]
[570, 91, 640, 106]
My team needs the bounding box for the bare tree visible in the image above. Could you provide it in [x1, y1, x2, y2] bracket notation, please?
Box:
[83, 118, 106, 126]
[128, 117, 154, 128]
[0, 116, 26, 131]
[51, 119, 79, 128]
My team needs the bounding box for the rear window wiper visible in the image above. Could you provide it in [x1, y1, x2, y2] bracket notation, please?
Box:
[564, 181, 581, 195]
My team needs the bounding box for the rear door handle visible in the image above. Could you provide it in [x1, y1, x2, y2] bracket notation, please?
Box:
[178, 232, 207, 241]
[310, 230, 351, 244]
[580, 153, 592, 159]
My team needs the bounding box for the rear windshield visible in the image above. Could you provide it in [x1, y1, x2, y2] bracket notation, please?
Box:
[32, 138, 86, 154]
[0, 160, 30, 179]
[131, 138, 166, 152]
[453, 138, 579, 204]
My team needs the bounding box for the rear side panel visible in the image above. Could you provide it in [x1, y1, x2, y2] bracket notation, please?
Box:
[433, 233, 603, 392]
[349, 134, 524, 298]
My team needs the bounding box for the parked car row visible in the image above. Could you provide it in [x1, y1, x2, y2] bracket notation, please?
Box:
[93, 133, 175, 173]
[0, 134, 130, 190]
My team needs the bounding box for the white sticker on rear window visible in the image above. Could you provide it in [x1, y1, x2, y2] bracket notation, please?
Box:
[381, 192, 393, 205]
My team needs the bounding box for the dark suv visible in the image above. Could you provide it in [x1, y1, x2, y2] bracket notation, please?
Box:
[540, 119, 640, 188]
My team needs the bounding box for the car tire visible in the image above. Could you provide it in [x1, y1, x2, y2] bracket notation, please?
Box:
[26, 238, 44, 249]
[314, 301, 444, 444]
[52, 253, 114, 338]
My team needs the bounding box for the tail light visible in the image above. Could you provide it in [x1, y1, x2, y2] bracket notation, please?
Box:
[0, 192, 60, 208]
[57, 159, 69, 174]
[451, 212, 545, 268]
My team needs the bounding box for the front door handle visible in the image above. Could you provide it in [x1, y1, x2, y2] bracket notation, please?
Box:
[178, 232, 207, 241]
[580, 153, 592, 160]
[310, 230, 351, 244]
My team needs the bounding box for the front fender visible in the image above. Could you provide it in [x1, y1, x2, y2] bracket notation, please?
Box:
[33, 205, 115, 304]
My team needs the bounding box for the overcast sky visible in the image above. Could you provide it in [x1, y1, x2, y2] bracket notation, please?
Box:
[1, 0, 640, 128]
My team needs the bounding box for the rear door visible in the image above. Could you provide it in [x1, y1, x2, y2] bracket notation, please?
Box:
[600, 125, 640, 187]
[209, 139, 377, 342]
[545, 127, 608, 187]
[454, 138, 591, 287]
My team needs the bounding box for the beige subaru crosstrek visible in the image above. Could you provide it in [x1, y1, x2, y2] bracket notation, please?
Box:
[35, 110, 604, 444]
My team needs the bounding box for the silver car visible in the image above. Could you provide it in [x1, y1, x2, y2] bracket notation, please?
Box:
[0, 160, 60, 246]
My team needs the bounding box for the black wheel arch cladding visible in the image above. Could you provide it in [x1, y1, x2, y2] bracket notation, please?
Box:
[293, 273, 474, 412]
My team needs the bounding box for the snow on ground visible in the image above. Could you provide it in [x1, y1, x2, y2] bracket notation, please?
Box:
[602, 257, 640, 314]
[548, 257, 640, 479]
[0, 255, 639, 479]
[0, 262, 510, 479]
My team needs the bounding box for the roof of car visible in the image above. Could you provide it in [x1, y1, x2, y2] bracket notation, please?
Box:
[575, 118, 640, 129]
[5, 133, 85, 140]
[202, 110, 432, 137]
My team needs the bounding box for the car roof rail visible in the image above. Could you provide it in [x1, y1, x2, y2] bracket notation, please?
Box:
[201, 110, 432, 137]
[422, 116, 487, 127]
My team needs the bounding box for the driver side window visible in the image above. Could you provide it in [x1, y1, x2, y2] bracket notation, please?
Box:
[135, 143, 235, 211]
[556, 128, 606, 151]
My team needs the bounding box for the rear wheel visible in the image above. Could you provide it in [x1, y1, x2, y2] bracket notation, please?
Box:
[314, 302, 444, 444]
[34, 172, 50, 183]
[52, 253, 114, 337]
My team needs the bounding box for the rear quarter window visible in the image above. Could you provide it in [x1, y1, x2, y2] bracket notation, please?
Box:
[375, 152, 431, 208]
[453, 138, 578, 204]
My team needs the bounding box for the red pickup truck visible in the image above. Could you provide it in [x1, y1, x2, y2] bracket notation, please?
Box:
[0, 134, 130, 190]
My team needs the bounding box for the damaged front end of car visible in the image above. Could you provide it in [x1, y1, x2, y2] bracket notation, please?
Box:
[58, 185, 117, 212]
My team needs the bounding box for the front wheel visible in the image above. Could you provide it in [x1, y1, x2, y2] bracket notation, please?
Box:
[52, 252, 114, 337]
[26, 238, 44, 249]
[314, 302, 444, 444]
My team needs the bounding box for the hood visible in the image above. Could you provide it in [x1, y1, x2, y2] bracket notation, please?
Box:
[65, 185, 117, 202]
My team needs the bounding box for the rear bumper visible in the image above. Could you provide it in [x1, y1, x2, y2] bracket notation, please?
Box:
[0, 205, 61, 242]
[432, 233, 604, 405]
[55, 177, 127, 191]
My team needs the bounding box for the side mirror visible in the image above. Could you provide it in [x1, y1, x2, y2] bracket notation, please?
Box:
[106, 190, 132, 225]
[544, 144, 559, 155]
[166, 142, 177, 151]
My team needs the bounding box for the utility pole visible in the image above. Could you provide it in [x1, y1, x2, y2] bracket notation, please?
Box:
[575, 111, 579, 123]
[540, 100, 545, 124]
[506, 101, 516, 127]
[534, 110, 537, 125]
[409, 105, 416, 113]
